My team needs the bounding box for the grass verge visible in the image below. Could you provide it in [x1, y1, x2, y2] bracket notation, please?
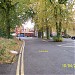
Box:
[0, 37, 22, 64]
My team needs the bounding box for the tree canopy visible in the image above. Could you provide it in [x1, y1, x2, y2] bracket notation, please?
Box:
[0, 0, 75, 39]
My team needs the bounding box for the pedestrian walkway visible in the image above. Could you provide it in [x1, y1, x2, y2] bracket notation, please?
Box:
[0, 62, 17, 75]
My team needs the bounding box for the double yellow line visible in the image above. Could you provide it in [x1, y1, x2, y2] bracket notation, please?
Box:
[16, 41, 25, 75]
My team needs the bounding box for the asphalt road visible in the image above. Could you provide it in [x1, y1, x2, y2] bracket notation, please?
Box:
[0, 37, 75, 75]
[24, 38, 75, 75]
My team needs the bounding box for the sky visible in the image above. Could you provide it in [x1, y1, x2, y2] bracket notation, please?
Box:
[22, 19, 34, 29]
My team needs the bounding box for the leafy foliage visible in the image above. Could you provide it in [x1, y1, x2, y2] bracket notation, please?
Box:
[30, 0, 74, 40]
[0, 0, 36, 38]
[53, 36, 63, 42]
[0, 0, 19, 38]
[0, 0, 74, 39]
[58, 0, 68, 4]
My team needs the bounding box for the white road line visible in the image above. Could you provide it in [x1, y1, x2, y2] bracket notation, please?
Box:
[58, 45, 62, 46]
[61, 46, 75, 48]
[58, 42, 74, 46]
[57, 42, 75, 48]
[58, 45, 75, 48]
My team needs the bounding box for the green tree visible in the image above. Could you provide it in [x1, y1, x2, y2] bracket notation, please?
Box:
[0, 0, 19, 38]
[49, 0, 69, 41]
[0, 0, 35, 38]
[30, 0, 51, 39]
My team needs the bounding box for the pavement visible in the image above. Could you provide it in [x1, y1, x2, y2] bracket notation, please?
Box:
[0, 62, 17, 75]
[0, 37, 75, 75]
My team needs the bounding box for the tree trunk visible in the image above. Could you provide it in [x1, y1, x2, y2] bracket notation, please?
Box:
[56, 22, 62, 37]
[58, 21, 62, 37]
[50, 27, 52, 37]
[38, 30, 41, 38]
[6, 9, 10, 39]
[46, 26, 50, 39]
[56, 22, 59, 37]
[64, 29, 67, 36]
[41, 27, 44, 39]
[56, 7, 62, 38]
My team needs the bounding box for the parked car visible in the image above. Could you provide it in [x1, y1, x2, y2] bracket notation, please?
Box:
[50, 32, 57, 37]
[71, 36, 75, 40]
[17, 33, 25, 37]
[62, 34, 71, 38]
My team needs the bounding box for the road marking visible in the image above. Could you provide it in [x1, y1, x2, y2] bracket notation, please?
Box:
[58, 42, 74, 46]
[21, 41, 25, 75]
[16, 53, 21, 75]
[58, 45, 62, 46]
[57, 42, 75, 48]
[16, 41, 25, 75]
[16, 45, 22, 75]
[61, 46, 75, 48]
[39, 50, 48, 52]
[58, 45, 75, 48]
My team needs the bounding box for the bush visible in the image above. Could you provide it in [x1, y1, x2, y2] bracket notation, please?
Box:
[53, 36, 63, 42]
[0, 48, 6, 61]
[0, 37, 22, 63]
[0, 48, 5, 56]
